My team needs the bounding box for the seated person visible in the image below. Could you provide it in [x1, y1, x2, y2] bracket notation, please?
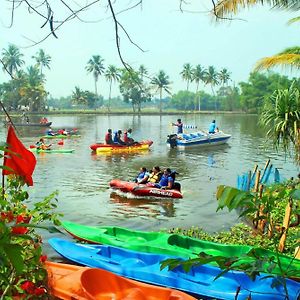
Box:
[208, 120, 217, 134]
[105, 129, 114, 144]
[153, 168, 174, 189]
[113, 130, 126, 145]
[40, 117, 48, 124]
[46, 127, 55, 136]
[135, 167, 150, 184]
[36, 138, 51, 150]
[127, 128, 135, 143]
[147, 166, 162, 183]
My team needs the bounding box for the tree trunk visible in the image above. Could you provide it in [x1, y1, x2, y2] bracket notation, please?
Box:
[108, 81, 112, 113]
[159, 88, 162, 114]
[94, 78, 98, 96]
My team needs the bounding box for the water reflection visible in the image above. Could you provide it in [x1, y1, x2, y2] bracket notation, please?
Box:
[90, 150, 151, 163]
[110, 192, 176, 218]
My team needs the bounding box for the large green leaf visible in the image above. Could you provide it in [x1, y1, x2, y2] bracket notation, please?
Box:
[3, 243, 24, 274]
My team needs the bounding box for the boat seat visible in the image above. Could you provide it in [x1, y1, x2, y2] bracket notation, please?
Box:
[190, 133, 198, 138]
[182, 134, 191, 140]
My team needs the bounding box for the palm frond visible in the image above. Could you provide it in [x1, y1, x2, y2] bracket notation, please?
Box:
[254, 53, 300, 71]
[214, 0, 300, 18]
[287, 16, 300, 24]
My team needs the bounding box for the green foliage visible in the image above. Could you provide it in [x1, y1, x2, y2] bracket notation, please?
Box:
[119, 69, 151, 113]
[259, 83, 300, 163]
[239, 71, 298, 113]
[0, 173, 62, 298]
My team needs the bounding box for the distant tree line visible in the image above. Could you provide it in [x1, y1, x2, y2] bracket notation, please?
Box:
[0, 44, 299, 113]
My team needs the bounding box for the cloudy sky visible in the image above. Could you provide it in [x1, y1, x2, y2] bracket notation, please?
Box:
[0, 1, 299, 99]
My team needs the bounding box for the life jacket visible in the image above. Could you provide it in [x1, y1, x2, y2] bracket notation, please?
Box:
[148, 171, 162, 183]
[123, 132, 129, 144]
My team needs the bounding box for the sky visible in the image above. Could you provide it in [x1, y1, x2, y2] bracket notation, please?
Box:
[0, 0, 299, 99]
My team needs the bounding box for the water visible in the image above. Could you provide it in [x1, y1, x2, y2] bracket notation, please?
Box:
[1, 114, 299, 258]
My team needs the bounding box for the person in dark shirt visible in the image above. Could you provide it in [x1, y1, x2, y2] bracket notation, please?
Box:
[105, 129, 114, 144]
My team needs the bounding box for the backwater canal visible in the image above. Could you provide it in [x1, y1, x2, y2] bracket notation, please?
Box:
[1, 113, 299, 260]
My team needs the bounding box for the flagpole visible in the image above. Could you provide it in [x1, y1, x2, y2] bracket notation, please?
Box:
[0, 101, 18, 134]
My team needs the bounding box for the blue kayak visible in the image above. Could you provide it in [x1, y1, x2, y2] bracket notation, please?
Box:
[49, 238, 300, 300]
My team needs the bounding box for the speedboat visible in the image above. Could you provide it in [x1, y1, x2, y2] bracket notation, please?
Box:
[167, 131, 231, 149]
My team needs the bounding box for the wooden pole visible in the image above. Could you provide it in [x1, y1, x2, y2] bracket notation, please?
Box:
[257, 184, 266, 233]
[278, 199, 293, 253]
[247, 170, 251, 191]
[253, 170, 261, 192]
[261, 159, 270, 183]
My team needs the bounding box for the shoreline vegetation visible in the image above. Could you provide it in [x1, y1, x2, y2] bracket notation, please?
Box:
[1, 109, 255, 117]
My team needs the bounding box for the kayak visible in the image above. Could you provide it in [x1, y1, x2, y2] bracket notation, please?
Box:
[61, 220, 300, 279]
[42, 134, 81, 139]
[46, 261, 195, 300]
[110, 179, 183, 199]
[90, 140, 153, 152]
[30, 148, 75, 153]
[48, 238, 300, 300]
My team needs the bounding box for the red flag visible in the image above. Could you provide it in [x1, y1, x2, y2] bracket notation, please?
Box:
[2, 126, 36, 186]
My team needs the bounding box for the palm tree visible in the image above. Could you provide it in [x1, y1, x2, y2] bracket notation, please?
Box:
[105, 65, 121, 112]
[218, 68, 231, 87]
[85, 55, 105, 95]
[180, 63, 193, 91]
[192, 65, 207, 111]
[71, 86, 87, 105]
[32, 49, 51, 75]
[138, 65, 148, 81]
[151, 70, 171, 114]
[1, 44, 25, 76]
[205, 66, 219, 110]
[260, 83, 300, 163]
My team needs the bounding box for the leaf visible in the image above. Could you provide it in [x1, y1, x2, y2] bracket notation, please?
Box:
[3, 243, 24, 274]
[291, 189, 300, 200]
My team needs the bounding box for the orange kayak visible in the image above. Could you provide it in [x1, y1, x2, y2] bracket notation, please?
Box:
[46, 261, 196, 300]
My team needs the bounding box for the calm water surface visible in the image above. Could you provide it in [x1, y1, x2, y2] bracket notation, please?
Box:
[1, 114, 299, 258]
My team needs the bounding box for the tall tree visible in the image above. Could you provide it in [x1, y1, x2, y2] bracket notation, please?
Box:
[105, 65, 121, 112]
[180, 63, 193, 91]
[218, 68, 231, 87]
[138, 65, 148, 81]
[205, 66, 219, 110]
[1, 44, 25, 76]
[86, 55, 105, 95]
[32, 49, 51, 76]
[151, 70, 171, 114]
[19, 66, 47, 112]
[193, 65, 207, 111]
[119, 69, 151, 113]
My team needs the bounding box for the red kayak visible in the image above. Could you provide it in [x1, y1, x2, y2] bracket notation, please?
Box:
[110, 179, 183, 199]
[90, 140, 153, 151]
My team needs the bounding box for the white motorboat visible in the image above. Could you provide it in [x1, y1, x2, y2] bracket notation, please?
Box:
[166, 131, 231, 149]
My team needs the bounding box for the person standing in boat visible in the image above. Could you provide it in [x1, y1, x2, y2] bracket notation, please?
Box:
[172, 119, 183, 134]
[105, 129, 114, 144]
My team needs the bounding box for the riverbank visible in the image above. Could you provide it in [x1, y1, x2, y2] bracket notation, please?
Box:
[1, 108, 253, 117]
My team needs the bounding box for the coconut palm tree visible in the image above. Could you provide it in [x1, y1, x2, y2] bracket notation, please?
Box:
[218, 68, 231, 87]
[260, 83, 300, 163]
[192, 65, 207, 111]
[86, 55, 105, 95]
[1, 44, 25, 76]
[138, 65, 148, 81]
[151, 70, 171, 114]
[32, 49, 51, 76]
[205, 66, 219, 110]
[105, 65, 121, 112]
[180, 63, 193, 91]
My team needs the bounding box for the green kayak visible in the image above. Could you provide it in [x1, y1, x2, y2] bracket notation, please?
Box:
[30, 148, 75, 153]
[42, 134, 81, 139]
[62, 221, 300, 279]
